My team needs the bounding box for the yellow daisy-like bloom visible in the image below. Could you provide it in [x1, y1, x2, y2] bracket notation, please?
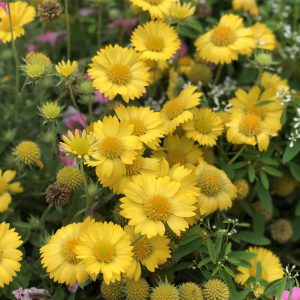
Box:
[236, 247, 284, 286]
[195, 14, 256, 64]
[194, 161, 237, 215]
[124, 225, 171, 280]
[98, 154, 160, 194]
[232, 0, 259, 16]
[153, 135, 203, 168]
[178, 56, 193, 76]
[75, 221, 133, 284]
[0, 169, 23, 213]
[115, 105, 166, 149]
[120, 173, 197, 238]
[261, 72, 289, 93]
[87, 116, 143, 180]
[228, 85, 283, 136]
[183, 108, 224, 147]
[41, 101, 61, 120]
[170, 2, 195, 21]
[40, 222, 90, 286]
[25, 52, 52, 78]
[55, 60, 78, 78]
[60, 129, 98, 161]
[131, 21, 181, 61]
[251, 23, 276, 50]
[129, 0, 177, 19]
[88, 45, 150, 102]
[56, 166, 84, 191]
[0, 1, 36, 43]
[161, 85, 202, 134]
[0, 222, 23, 288]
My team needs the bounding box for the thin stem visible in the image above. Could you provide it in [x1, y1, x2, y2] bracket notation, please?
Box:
[97, 5, 102, 48]
[213, 64, 223, 85]
[88, 93, 94, 122]
[228, 145, 246, 165]
[64, 0, 71, 59]
[51, 121, 57, 157]
[79, 160, 90, 215]
[7, 3, 20, 116]
[68, 83, 80, 112]
[255, 67, 264, 86]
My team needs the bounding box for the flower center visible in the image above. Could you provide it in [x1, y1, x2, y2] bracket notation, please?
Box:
[145, 36, 165, 52]
[62, 238, 80, 264]
[198, 171, 223, 197]
[0, 179, 7, 195]
[130, 119, 146, 136]
[239, 114, 262, 137]
[167, 151, 184, 166]
[133, 238, 152, 261]
[195, 116, 213, 134]
[100, 137, 123, 159]
[108, 64, 131, 85]
[163, 99, 184, 120]
[94, 241, 116, 263]
[144, 195, 171, 221]
[147, 0, 163, 4]
[125, 158, 142, 176]
[211, 25, 236, 47]
[69, 138, 90, 156]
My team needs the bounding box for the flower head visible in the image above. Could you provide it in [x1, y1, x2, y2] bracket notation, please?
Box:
[13, 141, 43, 168]
[125, 278, 150, 300]
[251, 23, 276, 50]
[232, 0, 259, 16]
[150, 283, 179, 300]
[179, 282, 203, 300]
[38, 0, 63, 22]
[170, 2, 195, 21]
[100, 281, 123, 300]
[45, 182, 71, 206]
[202, 279, 230, 300]
[56, 60, 78, 78]
[41, 101, 61, 120]
[56, 166, 84, 191]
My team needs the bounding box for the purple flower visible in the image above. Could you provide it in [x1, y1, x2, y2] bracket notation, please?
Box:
[13, 287, 50, 300]
[68, 282, 79, 293]
[63, 106, 87, 131]
[36, 31, 67, 47]
[59, 148, 77, 166]
[95, 90, 109, 104]
[173, 42, 188, 60]
[79, 7, 96, 16]
[0, 2, 7, 11]
[280, 288, 300, 300]
[107, 18, 138, 30]
[27, 44, 36, 54]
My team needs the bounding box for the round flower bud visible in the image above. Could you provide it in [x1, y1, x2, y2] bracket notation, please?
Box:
[273, 175, 297, 197]
[255, 53, 273, 68]
[100, 281, 123, 300]
[25, 63, 45, 79]
[187, 63, 212, 85]
[41, 102, 61, 120]
[109, 8, 121, 20]
[125, 278, 150, 300]
[150, 283, 179, 300]
[269, 219, 293, 244]
[179, 282, 203, 300]
[77, 81, 94, 95]
[45, 182, 70, 206]
[38, 0, 63, 22]
[202, 279, 230, 300]
[234, 179, 250, 200]
[3, 129, 17, 142]
[56, 166, 84, 191]
[14, 141, 43, 168]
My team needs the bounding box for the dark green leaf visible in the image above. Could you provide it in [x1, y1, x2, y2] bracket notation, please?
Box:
[224, 266, 235, 277]
[235, 231, 270, 245]
[197, 257, 212, 268]
[256, 261, 262, 282]
[255, 100, 275, 107]
[264, 166, 283, 177]
[289, 162, 300, 181]
[248, 165, 256, 182]
[259, 170, 269, 189]
[253, 213, 265, 234]
[172, 238, 202, 260]
[229, 251, 257, 260]
[283, 140, 300, 164]
[167, 262, 193, 273]
[265, 279, 285, 296]
[257, 181, 273, 214]
[207, 239, 217, 264]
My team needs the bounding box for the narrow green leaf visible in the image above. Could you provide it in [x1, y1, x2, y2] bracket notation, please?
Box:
[253, 213, 265, 234]
[257, 181, 273, 214]
[229, 251, 257, 260]
[256, 261, 262, 282]
[224, 266, 235, 277]
[248, 165, 256, 182]
[235, 231, 270, 245]
[276, 278, 287, 300]
[207, 239, 217, 264]
[255, 100, 275, 107]
[172, 238, 201, 260]
[289, 162, 300, 181]
[283, 140, 300, 164]
[265, 279, 285, 296]
[259, 170, 269, 189]
[197, 257, 211, 268]
[264, 166, 283, 177]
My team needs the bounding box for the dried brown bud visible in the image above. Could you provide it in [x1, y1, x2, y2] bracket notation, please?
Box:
[269, 219, 293, 244]
[45, 182, 70, 206]
[197, 3, 212, 18]
[38, 0, 63, 22]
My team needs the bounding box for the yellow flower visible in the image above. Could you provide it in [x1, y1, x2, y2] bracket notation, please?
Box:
[0, 222, 23, 288]
[120, 173, 197, 238]
[0, 1, 36, 43]
[98, 154, 160, 194]
[55, 60, 78, 78]
[195, 14, 255, 64]
[145, 59, 168, 84]
[232, 0, 259, 16]
[87, 116, 143, 180]
[183, 108, 224, 147]
[56, 166, 84, 191]
[25, 52, 52, 78]
[161, 85, 202, 134]
[202, 279, 230, 300]
[178, 56, 194, 76]
[151, 283, 179, 299]
[40, 222, 90, 286]
[179, 282, 203, 300]
[124, 225, 171, 280]
[0, 169, 23, 213]
[167, 67, 182, 99]
[41, 101, 61, 120]
[251, 23, 276, 50]
[114, 105, 166, 149]
[131, 21, 181, 61]
[60, 129, 98, 161]
[129, 0, 177, 19]
[227, 86, 283, 151]
[261, 71, 289, 93]
[170, 2, 195, 21]
[88, 45, 150, 102]
[75, 221, 133, 284]
[153, 134, 203, 167]
[236, 247, 284, 287]
[194, 161, 237, 215]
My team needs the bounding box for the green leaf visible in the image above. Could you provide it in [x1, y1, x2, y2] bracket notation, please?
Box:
[259, 170, 269, 189]
[183, 19, 203, 33]
[255, 100, 275, 107]
[231, 161, 249, 170]
[253, 213, 265, 234]
[276, 278, 287, 300]
[224, 266, 235, 277]
[207, 239, 217, 264]
[172, 238, 202, 260]
[167, 262, 193, 273]
[257, 181, 273, 214]
[265, 279, 286, 296]
[289, 162, 300, 181]
[229, 251, 257, 260]
[283, 140, 300, 163]
[264, 166, 283, 177]
[248, 165, 256, 182]
[256, 261, 262, 282]
[197, 257, 212, 268]
[235, 231, 270, 245]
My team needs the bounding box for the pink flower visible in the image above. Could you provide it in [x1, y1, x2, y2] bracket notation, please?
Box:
[36, 31, 67, 47]
[173, 42, 188, 60]
[63, 106, 87, 131]
[59, 148, 77, 166]
[27, 44, 36, 54]
[79, 8, 96, 16]
[0, 2, 7, 11]
[68, 282, 79, 293]
[107, 18, 138, 30]
[13, 287, 50, 300]
[95, 90, 109, 104]
[280, 288, 300, 300]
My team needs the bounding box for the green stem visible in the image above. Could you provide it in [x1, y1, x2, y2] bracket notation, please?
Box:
[97, 6, 102, 48]
[228, 145, 246, 165]
[79, 160, 90, 215]
[68, 83, 80, 112]
[255, 68, 264, 86]
[51, 121, 57, 157]
[213, 64, 223, 85]
[88, 93, 93, 122]
[64, 0, 71, 59]
[7, 3, 20, 117]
